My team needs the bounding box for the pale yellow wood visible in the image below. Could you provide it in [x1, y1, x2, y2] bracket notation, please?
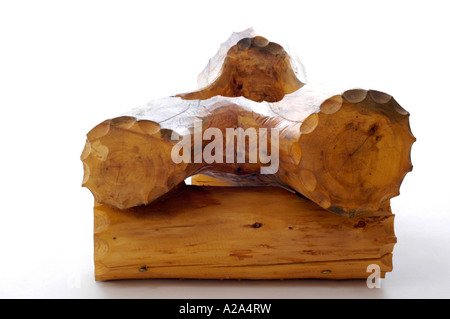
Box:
[191, 174, 231, 186]
[94, 185, 396, 281]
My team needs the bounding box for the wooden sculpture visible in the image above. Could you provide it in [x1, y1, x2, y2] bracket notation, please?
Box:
[82, 29, 414, 280]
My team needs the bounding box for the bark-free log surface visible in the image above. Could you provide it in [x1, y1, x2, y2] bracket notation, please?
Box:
[82, 31, 415, 216]
[94, 185, 396, 281]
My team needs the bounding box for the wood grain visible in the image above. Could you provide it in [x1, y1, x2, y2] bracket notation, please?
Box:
[94, 185, 396, 281]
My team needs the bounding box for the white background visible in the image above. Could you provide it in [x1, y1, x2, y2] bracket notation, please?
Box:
[1, 0, 449, 299]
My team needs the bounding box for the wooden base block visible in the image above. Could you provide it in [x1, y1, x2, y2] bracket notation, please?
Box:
[94, 185, 396, 281]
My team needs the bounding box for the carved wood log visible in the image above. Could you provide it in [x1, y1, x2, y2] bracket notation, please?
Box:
[81, 31, 415, 217]
[94, 185, 396, 281]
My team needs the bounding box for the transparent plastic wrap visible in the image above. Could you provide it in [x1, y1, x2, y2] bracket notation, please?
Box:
[81, 30, 415, 217]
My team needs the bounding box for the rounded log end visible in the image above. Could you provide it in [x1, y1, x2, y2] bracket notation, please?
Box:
[296, 90, 415, 216]
[177, 36, 304, 103]
[81, 117, 187, 209]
